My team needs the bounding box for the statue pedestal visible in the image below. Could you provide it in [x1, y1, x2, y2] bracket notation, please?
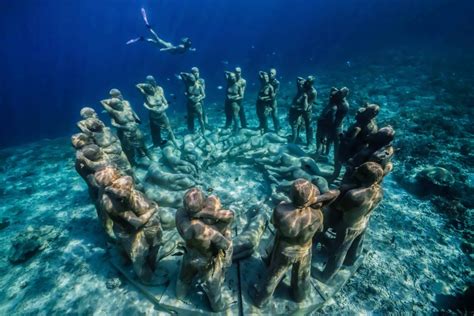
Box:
[109, 227, 366, 315]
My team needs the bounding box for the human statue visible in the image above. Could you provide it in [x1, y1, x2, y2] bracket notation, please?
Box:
[289, 76, 317, 146]
[316, 87, 350, 157]
[126, 8, 196, 55]
[161, 142, 198, 176]
[313, 162, 383, 283]
[251, 179, 339, 307]
[343, 126, 395, 181]
[180, 68, 206, 134]
[101, 89, 153, 165]
[96, 166, 163, 285]
[145, 163, 199, 192]
[330, 103, 380, 182]
[136, 75, 178, 148]
[176, 188, 234, 312]
[235, 67, 247, 128]
[268, 68, 281, 133]
[224, 71, 242, 132]
[77, 110, 132, 174]
[256, 71, 276, 134]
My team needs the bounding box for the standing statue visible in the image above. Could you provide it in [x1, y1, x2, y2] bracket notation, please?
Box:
[224, 71, 243, 132]
[330, 103, 380, 182]
[235, 67, 247, 128]
[96, 167, 163, 284]
[101, 89, 153, 165]
[256, 71, 276, 133]
[136, 75, 178, 147]
[314, 162, 383, 283]
[77, 109, 132, 174]
[316, 87, 350, 157]
[289, 76, 317, 146]
[175, 188, 234, 312]
[268, 68, 281, 133]
[251, 179, 339, 307]
[180, 68, 206, 134]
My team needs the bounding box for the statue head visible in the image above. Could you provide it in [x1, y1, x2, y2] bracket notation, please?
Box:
[191, 67, 200, 79]
[183, 188, 205, 214]
[269, 68, 277, 79]
[368, 126, 395, 147]
[235, 67, 242, 79]
[354, 162, 384, 186]
[82, 144, 103, 161]
[146, 75, 157, 87]
[109, 88, 123, 100]
[203, 195, 222, 213]
[71, 133, 92, 149]
[227, 71, 236, 83]
[356, 104, 380, 123]
[370, 145, 395, 165]
[80, 107, 97, 119]
[94, 166, 122, 188]
[108, 98, 124, 110]
[290, 179, 319, 208]
[85, 118, 105, 132]
[259, 71, 269, 83]
[106, 176, 134, 200]
[303, 76, 315, 91]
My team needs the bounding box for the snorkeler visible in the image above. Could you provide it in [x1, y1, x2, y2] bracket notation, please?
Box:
[126, 8, 196, 55]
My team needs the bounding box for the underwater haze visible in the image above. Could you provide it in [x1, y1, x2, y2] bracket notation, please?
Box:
[0, 0, 474, 315]
[1, 0, 473, 148]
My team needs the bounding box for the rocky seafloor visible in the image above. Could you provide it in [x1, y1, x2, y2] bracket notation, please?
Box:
[0, 51, 472, 314]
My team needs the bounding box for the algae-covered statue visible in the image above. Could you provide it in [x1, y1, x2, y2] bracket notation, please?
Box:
[251, 179, 339, 307]
[76, 110, 132, 174]
[289, 76, 317, 146]
[175, 188, 234, 312]
[96, 166, 163, 285]
[136, 75, 178, 147]
[180, 68, 206, 134]
[343, 126, 395, 181]
[268, 68, 281, 133]
[235, 67, 247, 128]
[314, 162, 383, 283]
[101, 89, 153, 165]
[224, 71, 243, 132]
[256, 71, 276, 133]
[330, 103, 380, 182]
[316, 87, 350, 157]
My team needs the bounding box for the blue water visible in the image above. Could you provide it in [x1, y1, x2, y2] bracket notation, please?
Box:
[0, 0, 473, 148]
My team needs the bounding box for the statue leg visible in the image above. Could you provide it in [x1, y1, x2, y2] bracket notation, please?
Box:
[303, 110, 313, 145]
[344, 228, 366, 265]
[224, 100, 232, 128]
[202, 265, 228, 312]
[253, 252, 292, 308]
[288, 109, 299, 143]
[232, 102, 241, 132]
[319, 226, 358, 283]
[256, 102, 267, 132]
[271, 101, 280, 132]
[196, 104, 206, 134]
[187, 103, 195, 133]
[150, 117, 162, 147]
[125, 231, 154, 284]
[176, 254, 198, 299]
[290, 249, 311, 302]
[239, 100, 247, 128]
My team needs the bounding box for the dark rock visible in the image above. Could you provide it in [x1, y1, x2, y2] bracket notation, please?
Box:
[8, 226, 60, 264]
[106, 277, 122, 289]
[415, 166, 455, 196]
[0, 217, 10, 230]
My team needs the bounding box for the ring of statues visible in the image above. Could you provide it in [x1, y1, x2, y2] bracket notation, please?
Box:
[72, 66, 395, 313]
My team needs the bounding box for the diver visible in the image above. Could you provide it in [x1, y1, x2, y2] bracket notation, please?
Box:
[126, 8, 196, 55]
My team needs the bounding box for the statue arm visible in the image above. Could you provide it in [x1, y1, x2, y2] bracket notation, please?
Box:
[121, 209, 155, 229]
[136, 84, 146, 94]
